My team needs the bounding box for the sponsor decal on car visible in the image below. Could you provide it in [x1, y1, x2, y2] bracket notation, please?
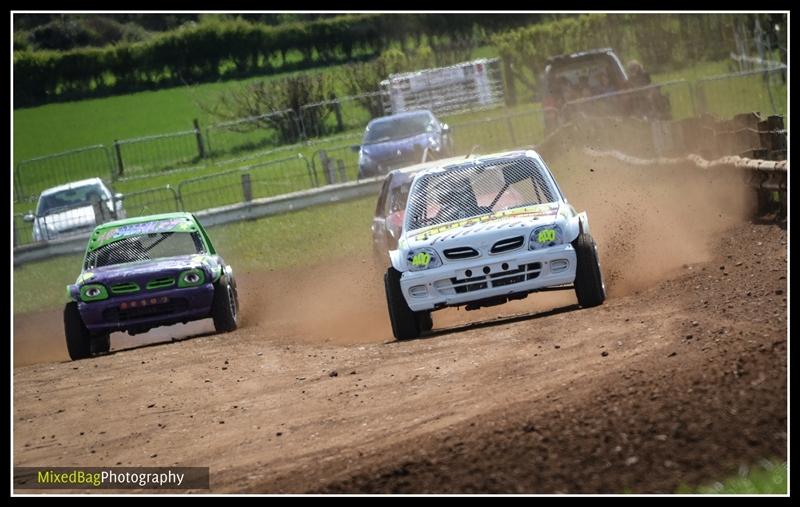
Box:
[91, 219, 194, 250]
[413, 203, 560, 241]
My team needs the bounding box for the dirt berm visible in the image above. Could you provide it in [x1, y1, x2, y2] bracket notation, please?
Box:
[13, 153, 787, 493]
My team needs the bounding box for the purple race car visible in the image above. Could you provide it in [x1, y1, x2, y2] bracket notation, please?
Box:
[64, 212, 239, 360]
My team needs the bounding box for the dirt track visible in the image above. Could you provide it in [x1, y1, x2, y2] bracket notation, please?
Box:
[12, 155, 787, 493]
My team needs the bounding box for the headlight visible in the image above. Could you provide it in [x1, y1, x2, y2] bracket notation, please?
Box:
[80, 284, 108, 302]
[406, 248, 442, 272]
[359, 151, 372, 165]
[178, 268, 205, 287]
[529, 224, 564, 250]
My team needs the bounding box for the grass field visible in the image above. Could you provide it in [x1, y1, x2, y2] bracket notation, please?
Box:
[12, 57, 786, 243]
[13, 195, 375, 314]
[680, 460, 788, 494]
[12, 42, 499, 165]
[12, 63, 356, 164]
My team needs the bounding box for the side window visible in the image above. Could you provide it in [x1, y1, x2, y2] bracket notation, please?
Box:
[389, 182, 410, 214]
[375, 178, 391, 217]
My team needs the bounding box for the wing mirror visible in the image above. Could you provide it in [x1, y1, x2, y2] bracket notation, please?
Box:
[23, 212, 35, 223]
[350, 145, 361, 153]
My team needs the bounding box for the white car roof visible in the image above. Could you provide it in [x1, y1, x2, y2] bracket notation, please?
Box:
[40, 178, 106, 197]
[385, 154, 469, 178]
[412, 149, 544, 179]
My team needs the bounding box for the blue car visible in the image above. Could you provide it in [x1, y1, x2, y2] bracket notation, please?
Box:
[356, 110, 453, 179]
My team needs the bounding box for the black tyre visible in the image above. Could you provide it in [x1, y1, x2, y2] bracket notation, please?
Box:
[419, 311, 434, 333]
[573, 232, 606, 308]
[91, 334, 111, 355]
[384, 267, 421, 341]
[64, 302, 91, 361]
[212, 278, 239, 333]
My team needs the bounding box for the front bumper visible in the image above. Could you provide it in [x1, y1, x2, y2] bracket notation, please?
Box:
[399, 244, 577, 311]
[78, 283, 215, 334]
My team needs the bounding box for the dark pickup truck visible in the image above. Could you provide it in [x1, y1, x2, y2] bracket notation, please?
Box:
[540, 48, 672, 131]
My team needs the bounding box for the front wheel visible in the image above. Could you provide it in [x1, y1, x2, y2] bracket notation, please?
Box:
[212, 278, 239, 333]
[573, 232, 606, 308]
[64, 302, 92, 360]
[91, 334, 111, 355]
[384, 267, 422, 341]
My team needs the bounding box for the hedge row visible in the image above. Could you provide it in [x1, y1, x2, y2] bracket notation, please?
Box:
[492, 13, 751, 80]
[14, 13, 547, 107]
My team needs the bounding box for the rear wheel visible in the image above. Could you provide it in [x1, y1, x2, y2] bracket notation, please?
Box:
[384, 267, 422, 341]
[573, 232, 606, 308]
[64, 302, 91, 361]
[212, 278, 239, 333]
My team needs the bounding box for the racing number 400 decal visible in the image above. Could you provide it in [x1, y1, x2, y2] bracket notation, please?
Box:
[411, 251, 432, 268]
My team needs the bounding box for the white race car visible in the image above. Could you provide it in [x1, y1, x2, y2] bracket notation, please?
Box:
[384, 149, 605, 340]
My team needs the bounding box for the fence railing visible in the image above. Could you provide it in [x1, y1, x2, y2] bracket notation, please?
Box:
[204, 109, 303, 157]
[13, 68, 789, 209]
[113, 128, 204, 179]
[694, 66, 787, 119]
[449, 108, 545, 156]
[311, 142, 361, 184]
[300, 92, 389, 140]
[177, 154, 314, 212]
[118, 186, 181, 216]
[561, 80, 695, 124]
[14, 145, 115, 203]
[12, 106, 787, 251]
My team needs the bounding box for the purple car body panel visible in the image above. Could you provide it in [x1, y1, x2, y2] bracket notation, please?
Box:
[67, 213, 235, 336]
[75, 254, 219, 334]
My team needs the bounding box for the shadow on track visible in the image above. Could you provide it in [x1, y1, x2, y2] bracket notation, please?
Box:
[386, 303, 581, 344]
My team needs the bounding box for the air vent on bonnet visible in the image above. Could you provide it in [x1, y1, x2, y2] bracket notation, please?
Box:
[491, 236, 524, 254]
[443, 247, 480, 260]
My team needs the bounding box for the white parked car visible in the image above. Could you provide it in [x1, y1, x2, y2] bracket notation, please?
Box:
[24, 178, 125, 242]
[384, 149, 605, 340]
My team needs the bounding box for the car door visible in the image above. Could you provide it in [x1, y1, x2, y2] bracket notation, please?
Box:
[372, 177, 392, 254]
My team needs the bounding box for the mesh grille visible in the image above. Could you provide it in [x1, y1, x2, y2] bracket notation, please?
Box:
[85, 232, 205, 270]
[405, 155, 557, 232]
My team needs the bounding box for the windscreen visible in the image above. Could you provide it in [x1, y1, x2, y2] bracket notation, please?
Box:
[84, 231, 206, 270]
[404, 157, 559, 231]
[38, 183, 108, 215]
[548, 57, 623, 97]
[364, 113, 433, 144]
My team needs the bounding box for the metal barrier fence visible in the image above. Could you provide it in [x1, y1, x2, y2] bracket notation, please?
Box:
[14, 145, 115, 203]
[311, 143, 361, 184]
[449, 108, 545, 155]
[118, 186, 181, 216]
[113, 129, 204, 178]
[177, 154, 315, 212]
[561, 80, 695, 125]
[300, 92, 389, 140]
[205, 109, 303, 157]
[13, 68, 789, 211]
[13, 197, 122, 245]
[13, 213, 32, 248]
[694, 66, 787, 119]
[380, 58, 505, 116]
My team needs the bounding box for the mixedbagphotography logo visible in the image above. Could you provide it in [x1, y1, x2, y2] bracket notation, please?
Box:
[14, 467, 210, 490]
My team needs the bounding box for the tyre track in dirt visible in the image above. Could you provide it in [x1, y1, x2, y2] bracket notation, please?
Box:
[13, 154, 786, 493]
